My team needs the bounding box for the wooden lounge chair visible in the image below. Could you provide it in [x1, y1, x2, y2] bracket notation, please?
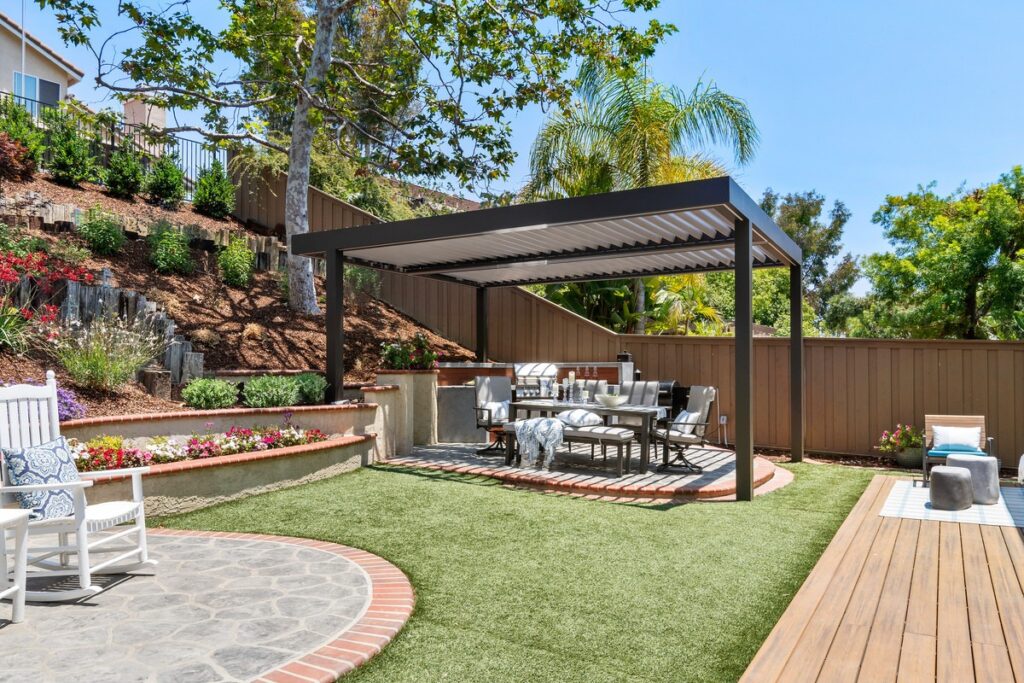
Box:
[0, 371, 156, 602]
[654, 385, 717, 473]
[922, 414, 994, 484]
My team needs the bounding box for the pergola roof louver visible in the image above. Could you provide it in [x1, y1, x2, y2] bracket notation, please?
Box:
[290, 176, 805, 501]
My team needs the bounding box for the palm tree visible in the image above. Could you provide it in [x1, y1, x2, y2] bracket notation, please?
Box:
[525, 60, 758, 333]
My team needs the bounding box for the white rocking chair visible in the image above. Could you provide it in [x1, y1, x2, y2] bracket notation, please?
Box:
[0, 371, 156, 602]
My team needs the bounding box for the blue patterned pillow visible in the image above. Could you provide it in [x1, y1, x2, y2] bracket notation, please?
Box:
[3, 437, 81, 520]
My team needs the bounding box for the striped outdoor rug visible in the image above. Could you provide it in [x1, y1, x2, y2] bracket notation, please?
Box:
[879, 479, 1024, 527]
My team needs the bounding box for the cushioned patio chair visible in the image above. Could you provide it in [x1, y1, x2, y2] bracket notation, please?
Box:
[475, 376, 513, 455]
[654, 386, 717, 473]
[0, 371, 156, 602]
[922, 414, 994, 484]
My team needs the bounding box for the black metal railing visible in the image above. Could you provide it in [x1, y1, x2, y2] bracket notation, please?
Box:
[0, 91, 226, 201]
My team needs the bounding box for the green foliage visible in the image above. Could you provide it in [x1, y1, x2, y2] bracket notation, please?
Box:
[147, 223, 194, 274]
[538, 279, 645, 333]
[144, 155, 185, 207]
[0, 305, 30, 353]
[41, 106, 95, 187]
[45, 240, 90, 266]
[853, 166, 1024, 339]
[48, 316, 166, 390]
[0, 97, 44, 167]
[0, 132, 35, 192]
[242, 375, 300, 408]
[85, 434, 124, 451]
[293, 372, 328, 405]
[343, 265, 380, 300]
[104, 145, 145, 199]
[381, 333, 439, 370]
[218, 236, 254, 287]
[181, 378, 238, 409]
[77, 207, 126, 256]
[647, 275, 724, 335]
[0, 222, 47, 257]
[192, 159, 235, 218]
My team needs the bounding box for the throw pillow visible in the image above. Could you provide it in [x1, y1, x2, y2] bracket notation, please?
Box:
[481, 400, 510, 423]
[3, 436, 81, 520]
[933, 425, 981, 451]
[672, 410, 701, 435]
[556, 409, 603, 427]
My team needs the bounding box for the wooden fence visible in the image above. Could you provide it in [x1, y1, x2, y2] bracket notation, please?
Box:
[379, 271, 1024, 465]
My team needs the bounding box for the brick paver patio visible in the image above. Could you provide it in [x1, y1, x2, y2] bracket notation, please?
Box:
[0, 530, 413, 683]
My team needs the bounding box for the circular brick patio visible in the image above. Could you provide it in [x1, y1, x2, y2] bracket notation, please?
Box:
[0, 530, 413, 683]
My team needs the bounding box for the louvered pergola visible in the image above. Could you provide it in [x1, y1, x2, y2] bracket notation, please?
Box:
[291, 176, 803, 500]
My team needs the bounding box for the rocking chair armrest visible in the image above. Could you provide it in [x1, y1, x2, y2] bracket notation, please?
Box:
[0, 479, 93, 493]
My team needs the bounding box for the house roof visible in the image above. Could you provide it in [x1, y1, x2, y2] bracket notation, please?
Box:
[0, 11, 85, 84]
[291, 176, 801, 288]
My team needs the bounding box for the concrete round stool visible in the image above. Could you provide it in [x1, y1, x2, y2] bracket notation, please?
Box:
[947, 454, 1000, 505]
[929, 466, 973, 511]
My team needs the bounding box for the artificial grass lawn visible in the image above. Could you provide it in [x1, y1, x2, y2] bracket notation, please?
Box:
[159, 462, 877, 682]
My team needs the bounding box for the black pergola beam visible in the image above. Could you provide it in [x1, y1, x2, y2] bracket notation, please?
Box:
[790, 264, 804, 462]
[476, 287, 488, 362]
[734, 218, 754, 502]
[324, 249, 344, 402]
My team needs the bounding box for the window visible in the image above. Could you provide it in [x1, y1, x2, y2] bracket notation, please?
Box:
[13, 71, 61, 116]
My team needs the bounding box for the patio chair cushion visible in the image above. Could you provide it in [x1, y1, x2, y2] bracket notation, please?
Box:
[927, 446, 986, 458]
[2, 436, 80, 520]
[480, 400, 510, 424]
[933, 425, 982, 451]
[671, 409, 701, 435]
[653, 428, 703, 445]
[556, 409, 603, 427]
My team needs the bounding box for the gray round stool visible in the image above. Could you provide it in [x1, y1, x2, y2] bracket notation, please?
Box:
[929, 466, 973, 511]
[946, 454, 1000, 505]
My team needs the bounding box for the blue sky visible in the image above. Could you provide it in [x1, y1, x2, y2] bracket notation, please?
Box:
[17, 0, 1024, 265]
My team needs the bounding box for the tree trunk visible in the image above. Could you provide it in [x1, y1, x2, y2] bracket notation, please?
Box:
[284, 0, 345, 314]
[633, 278, 646, 334]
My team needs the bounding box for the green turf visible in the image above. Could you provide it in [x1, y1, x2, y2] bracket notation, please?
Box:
[159, 462, 877, 682]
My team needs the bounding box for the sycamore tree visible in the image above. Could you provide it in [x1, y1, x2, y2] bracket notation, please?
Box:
[42, 0, 673, 313]
[852, 167, 1024, 339]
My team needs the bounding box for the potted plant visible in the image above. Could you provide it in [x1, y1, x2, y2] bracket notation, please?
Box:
[877, 423, 924, 469]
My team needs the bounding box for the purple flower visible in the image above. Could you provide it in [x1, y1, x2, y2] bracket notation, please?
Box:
[56, 387, 86, 421]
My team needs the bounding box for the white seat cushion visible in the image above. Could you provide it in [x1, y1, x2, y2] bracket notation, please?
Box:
[654, 428, 703, 445]
[563, 425, 634, 442]
[556, 409, 603, 427]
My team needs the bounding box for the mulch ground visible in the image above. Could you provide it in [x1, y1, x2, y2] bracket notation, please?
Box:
[9, 174, 248, 235]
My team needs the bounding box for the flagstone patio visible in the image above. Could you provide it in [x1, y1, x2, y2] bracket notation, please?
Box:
[0, 530, 413, 683]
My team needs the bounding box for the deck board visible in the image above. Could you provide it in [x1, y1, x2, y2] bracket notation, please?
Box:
[742, 475, 1024, 682]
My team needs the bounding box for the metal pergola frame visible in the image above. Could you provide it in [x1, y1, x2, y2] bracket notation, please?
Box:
[290, 176, 804, 501]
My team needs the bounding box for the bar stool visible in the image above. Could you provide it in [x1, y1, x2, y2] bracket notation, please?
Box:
[0, 508, 30, 623]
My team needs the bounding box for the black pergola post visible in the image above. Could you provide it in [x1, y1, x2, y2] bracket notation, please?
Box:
[324, 249, 345, 403]
[476, 286, 488, 362]
[734, 218, 754, 501]
[790, 264, 804, 462]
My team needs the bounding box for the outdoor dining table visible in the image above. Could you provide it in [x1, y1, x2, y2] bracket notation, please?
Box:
[508, 398, 668, 473]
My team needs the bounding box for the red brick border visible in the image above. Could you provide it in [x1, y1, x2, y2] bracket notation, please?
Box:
[387, 453, 777, 499]
[149, 529, 414, 683]
[62, 403, 378, 429]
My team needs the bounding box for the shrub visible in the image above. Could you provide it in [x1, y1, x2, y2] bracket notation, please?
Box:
[45, 240, 90, 266]
[190, 328, 221, 346]
[0, 132, 35, 194]
[181, 378, 238, 409]
[293, 372, 328, 405]
[46, 316, 167, 390]
[147, 223, 194, 274]
[144, 154, 185, 207]
[0, 97, 44, 167]
[380, 332, 439, 370]
[85, 434, 124, 451]
[0, 222, 47, 257]
[344, 265, 381, 300]
[218, 236, 254, 287]
[41, 106, 95, 187]
[242, 375, 299, 408]
[192, 159, 235, 218]
[104, 146, 144, 199]
[0, 304, 30, 353]
[77, 208, 126, 256]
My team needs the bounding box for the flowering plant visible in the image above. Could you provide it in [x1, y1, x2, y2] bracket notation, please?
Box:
[877, 424, 924, 454]
[0, 251, 93, 293]
[380, 332, 439, 370]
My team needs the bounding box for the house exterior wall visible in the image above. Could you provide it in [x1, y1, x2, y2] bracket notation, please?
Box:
[0, 23, 73, 97]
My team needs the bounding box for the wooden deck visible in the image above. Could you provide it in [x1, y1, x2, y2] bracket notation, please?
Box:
[742, 475, 1024, 682]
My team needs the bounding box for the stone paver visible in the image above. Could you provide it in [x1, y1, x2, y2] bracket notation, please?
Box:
[0, 531, 414, 683]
